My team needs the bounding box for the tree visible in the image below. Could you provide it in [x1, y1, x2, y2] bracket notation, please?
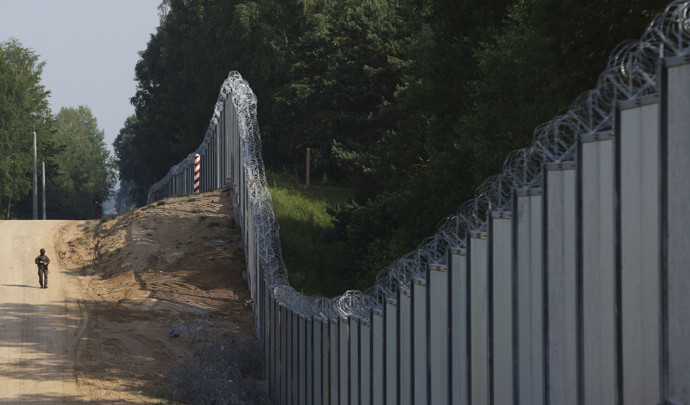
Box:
[49, 106, 116, 219]
[124, 0, 346, 203]
[113, 115, 141, 211]
[118, 0, 673, 286]
[334, 0, 671, 284]
[113, 115, 139, 184]
[269, 0, 410, 189]
[457, 0, 670, 183]
[323, 0, 513, 282]
[0, 38, 54, 218]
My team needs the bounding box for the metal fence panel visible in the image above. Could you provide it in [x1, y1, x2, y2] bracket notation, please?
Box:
[515, 190, 545, 405]
[412, 279, 428, 405]
[491, 214, 515, 405]
[580, 133, 616, 404]
[306, 317, 314, 405]
[450, 248, 469, 405]
[545, 163, 578, 405]
[371, 310, 384, 405]
[397, 288, 412, 405]
[288, 310, 296, 403]
[330, 319, 338, 405]
[664, 58, 690, 404]
[359, 319, 372, 405]
[322, 319, 330, 405]
[339, 317, 349, 405]
[269, 296, 277, 403]
[300, 316, 308, 404]
[280, 305, 288, 405]
[384, 299, 398, 405]
[470, 235, 490, 405]
[349, 318, 359, 405]
[618, 97, 662, 405]
[428, 264, 450, 405]
[313, 318, 324, 405]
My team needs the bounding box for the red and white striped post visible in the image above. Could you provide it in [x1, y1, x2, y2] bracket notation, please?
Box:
[193, 154, 201, 194]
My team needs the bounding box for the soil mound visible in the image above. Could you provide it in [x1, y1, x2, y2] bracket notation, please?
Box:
[57, 188, 257, 403]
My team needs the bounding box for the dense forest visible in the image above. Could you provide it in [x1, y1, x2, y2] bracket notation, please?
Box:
[117, 0, 670, 287]
[0, 39, 115, 220]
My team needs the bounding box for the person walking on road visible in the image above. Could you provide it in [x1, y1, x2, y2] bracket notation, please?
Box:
[35, 248, 50, 289]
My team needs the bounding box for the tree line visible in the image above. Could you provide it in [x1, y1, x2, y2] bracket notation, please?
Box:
[116, 0, 670, 288]
[0, 38, 115, 220]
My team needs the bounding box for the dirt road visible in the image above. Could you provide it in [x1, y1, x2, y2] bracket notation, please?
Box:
[0, 220, 87, 404]
[0, 191, 259, 403]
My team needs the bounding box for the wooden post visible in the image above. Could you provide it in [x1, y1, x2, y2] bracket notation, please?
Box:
[306, 147, 311, 186]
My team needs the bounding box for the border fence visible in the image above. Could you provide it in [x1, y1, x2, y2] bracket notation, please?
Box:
[147, 1, 690, 403]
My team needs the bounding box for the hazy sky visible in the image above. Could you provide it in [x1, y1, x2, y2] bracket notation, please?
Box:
[0, 0, 162, 153]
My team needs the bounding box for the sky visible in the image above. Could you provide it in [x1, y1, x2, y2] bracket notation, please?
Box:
[0, 0, 162, 153]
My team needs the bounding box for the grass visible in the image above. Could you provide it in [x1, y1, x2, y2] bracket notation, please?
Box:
[98, 214, 118, 225]
[266, 170, 354, 297]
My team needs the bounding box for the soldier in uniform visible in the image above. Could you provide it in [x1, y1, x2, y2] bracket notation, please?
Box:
[35, 248, 50, 289]
[92, 192, 103, 219]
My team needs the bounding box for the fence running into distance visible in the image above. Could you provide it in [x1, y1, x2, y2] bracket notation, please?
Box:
[147, 1, 690, 403]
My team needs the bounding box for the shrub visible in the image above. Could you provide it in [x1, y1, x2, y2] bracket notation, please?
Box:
[166, 336, 267, 404]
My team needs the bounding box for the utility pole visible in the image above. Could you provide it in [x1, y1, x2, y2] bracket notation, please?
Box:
[32, 131, 37, 219]
[42, 161, 46, 220]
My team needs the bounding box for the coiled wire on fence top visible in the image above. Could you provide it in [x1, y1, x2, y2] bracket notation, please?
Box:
[148, 0, 690, 321]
